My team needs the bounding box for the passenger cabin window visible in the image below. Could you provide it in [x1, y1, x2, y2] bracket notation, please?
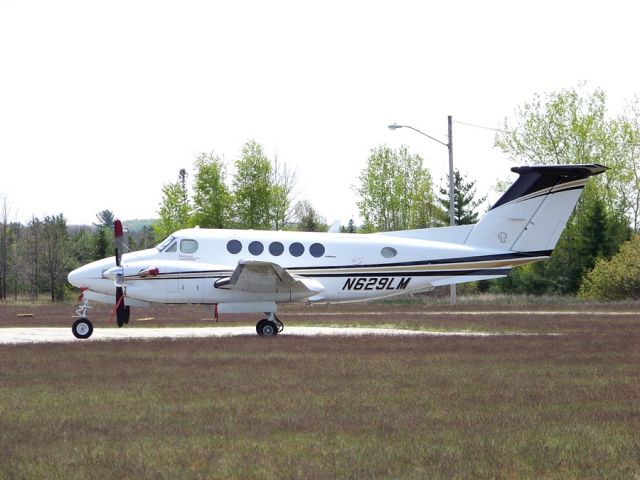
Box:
[289, 242, 304, 257]
[381, 247, 397, 258]
[227, 240, 242, 254]
[269, 241, 284, 256]
[248, 241, 264, 256]
[180, 239, 198, 254]
[309, 243, 325, 258]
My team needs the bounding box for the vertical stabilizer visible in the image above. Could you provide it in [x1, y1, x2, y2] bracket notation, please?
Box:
[464, 164, 607, 253]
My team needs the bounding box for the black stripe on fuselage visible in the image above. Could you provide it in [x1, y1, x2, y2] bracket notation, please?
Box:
[287, 249, 552, 271]
[127, 269, 510, 281]
[122, 250, 549, 281]
[308, 268, 510, 278]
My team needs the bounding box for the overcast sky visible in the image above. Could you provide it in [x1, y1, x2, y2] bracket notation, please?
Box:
[1, 0, 639, 227]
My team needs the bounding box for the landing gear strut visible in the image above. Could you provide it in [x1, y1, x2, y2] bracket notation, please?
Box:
[256, 313, 284, 336]
[72, 297, 94, 339]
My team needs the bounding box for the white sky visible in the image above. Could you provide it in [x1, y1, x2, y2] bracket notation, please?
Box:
[1, 0, 639, 226]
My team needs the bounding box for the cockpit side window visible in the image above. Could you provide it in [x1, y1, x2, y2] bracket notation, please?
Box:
[156, 236, 175, 252]
[165, 241, 177, 253]
[180, 239, 198, 254]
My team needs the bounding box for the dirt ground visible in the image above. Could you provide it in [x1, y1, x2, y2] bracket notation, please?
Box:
[1, 300, 639, 334]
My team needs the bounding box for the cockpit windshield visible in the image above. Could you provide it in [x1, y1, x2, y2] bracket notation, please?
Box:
[156, 236, 176, 252]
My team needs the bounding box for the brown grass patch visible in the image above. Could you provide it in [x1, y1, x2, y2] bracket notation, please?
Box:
[0, 315, 639, 478]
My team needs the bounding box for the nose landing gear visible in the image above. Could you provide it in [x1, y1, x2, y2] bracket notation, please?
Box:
[72, 296, 94, 339]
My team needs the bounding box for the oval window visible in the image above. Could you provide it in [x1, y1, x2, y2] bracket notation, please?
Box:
[248, 241, 264, 256]
[289, 242, 304, 257]
[381, 247, 397, 258]
[180, 239, 199, 254]
[227, 240, 242, 254]
[309, 243, 325, 258]
[269, 241, 284, 256]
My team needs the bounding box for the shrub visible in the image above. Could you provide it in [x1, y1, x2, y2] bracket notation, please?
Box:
[579, 235, 640, 301]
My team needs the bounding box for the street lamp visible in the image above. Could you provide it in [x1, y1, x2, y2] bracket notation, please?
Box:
[388, 116, 457, 305]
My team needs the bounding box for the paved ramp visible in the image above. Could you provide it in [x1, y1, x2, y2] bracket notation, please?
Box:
[0, 326, 514, 344]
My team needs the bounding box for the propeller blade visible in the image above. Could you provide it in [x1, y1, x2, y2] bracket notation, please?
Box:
[114, 285, 130, 327]
[113, 219, 129, 327]
[114, 219, 124, 267]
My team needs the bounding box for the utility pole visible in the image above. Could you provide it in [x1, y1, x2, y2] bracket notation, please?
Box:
[388, 117, 458, 305]
[447, 116, 457, 305]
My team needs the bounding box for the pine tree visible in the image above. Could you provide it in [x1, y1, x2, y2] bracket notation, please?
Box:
[437, 169, 487, 225]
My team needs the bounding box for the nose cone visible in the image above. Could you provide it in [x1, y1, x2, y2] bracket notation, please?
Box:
[68, 257, 115, 290]
[67, 266, 83, 288]
[68, 263, 98, 288]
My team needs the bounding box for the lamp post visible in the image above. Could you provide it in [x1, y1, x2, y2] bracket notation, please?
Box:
[388, 116, 457, 305]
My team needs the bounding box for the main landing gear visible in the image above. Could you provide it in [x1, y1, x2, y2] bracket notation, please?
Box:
[256, 313, 284, 337]
[72, 297, 94, 339]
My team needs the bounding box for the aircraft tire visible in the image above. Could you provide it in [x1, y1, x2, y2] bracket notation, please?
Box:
[256, 319, 278, 337]
[72, 317, 93, 339]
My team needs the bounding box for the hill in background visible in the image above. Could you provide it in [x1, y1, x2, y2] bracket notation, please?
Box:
[121, 219, 157, 232]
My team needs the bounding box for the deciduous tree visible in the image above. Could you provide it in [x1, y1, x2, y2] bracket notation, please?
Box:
[232, 141, 273, 229]
[41, 214, 73, 301]
[356, 145, 436, 232]
[155, 169, 192, 240]
[191, 152, 231, 228]
[579, 235, 640, 300]
[271, 156, 297, 230]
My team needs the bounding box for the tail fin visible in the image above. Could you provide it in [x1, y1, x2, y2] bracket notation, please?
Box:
[464, 164, 607, 253]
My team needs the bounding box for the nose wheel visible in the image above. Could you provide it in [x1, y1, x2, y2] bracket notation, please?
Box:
[256, 314, 284, 336]
[72, 317, 94, 339]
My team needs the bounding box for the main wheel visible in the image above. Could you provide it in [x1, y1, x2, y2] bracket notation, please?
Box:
[256, 319, 278, 337]
[72, 317, 93, 339]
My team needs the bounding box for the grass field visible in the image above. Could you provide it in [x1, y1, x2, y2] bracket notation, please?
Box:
[0, 306, 639, 479]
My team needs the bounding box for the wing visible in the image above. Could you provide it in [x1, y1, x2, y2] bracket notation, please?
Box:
[214, 260, 324, 298]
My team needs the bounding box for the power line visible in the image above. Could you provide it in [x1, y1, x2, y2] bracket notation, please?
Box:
[453, 119, 522, 136]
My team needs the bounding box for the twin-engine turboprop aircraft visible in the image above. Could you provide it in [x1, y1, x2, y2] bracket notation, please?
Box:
[67, 164, 606, 338]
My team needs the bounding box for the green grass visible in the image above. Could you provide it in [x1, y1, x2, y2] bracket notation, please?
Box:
[1, 316, 639, 479]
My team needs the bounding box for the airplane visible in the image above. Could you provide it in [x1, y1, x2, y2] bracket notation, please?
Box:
[67, 164, 606, 339]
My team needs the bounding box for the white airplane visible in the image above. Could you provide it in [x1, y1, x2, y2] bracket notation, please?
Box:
[68, 164, 606, 338]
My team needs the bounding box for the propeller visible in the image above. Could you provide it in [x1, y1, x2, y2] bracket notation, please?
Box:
[113, 219, 130, 327]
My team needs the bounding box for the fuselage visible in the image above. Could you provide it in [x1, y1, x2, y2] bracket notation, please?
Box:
[68, 227, 537, 307]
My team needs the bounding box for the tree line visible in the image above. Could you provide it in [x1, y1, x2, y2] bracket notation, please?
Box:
[154, 140, 323, 238]
[1, 85, 638, 301]
[491, 85, 639, 299]
[0, 204, 156, 301]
